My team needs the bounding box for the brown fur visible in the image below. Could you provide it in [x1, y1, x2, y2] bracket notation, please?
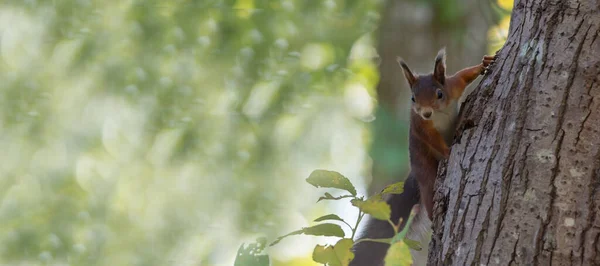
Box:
[403, 49, 496, 219]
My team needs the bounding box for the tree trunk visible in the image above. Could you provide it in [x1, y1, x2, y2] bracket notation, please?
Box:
[429, 0, 600, 265]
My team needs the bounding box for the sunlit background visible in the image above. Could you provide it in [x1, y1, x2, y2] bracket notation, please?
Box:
[0, 1, 512, 265]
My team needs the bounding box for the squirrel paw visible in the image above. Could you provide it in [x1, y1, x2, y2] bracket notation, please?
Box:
[480, 53, 498, 75]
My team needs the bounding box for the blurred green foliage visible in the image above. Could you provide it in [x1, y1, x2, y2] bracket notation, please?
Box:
[0, 0, 383, 265]
[0, 0, 513, 265]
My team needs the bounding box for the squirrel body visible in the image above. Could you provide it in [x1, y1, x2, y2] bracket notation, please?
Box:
[350, 48, 496, 266]
[401, 48, 496, 218]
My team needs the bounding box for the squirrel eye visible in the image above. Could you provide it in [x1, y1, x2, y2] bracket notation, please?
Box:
[411, 95, 415, 103]
[436, 90, 443, 99]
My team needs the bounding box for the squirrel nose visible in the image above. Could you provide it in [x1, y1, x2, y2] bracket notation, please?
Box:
[422, 111, 432, 119]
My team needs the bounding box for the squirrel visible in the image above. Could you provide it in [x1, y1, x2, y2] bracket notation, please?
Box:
[350, 48, 497, 266]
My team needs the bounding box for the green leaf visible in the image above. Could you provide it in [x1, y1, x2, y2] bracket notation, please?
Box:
[370, 193, 385, 201]
[313, 238, 355, 266]
[317, 192, 355, 202]
[333, 238, 355, 266]
[351, 198, 391, 221]
[314, 214, 345, 223]
[306, 170, 357, 196]
[381, 182, 404, 194]
[234, 238, 270, 266]
[303, 223, 345, 237]
[368, 182, 404, 203]
[384, 241, 413, 266]
[313, 245, 336, 264]
[403, 238, 422, 251]
[270, 223, 345, 246]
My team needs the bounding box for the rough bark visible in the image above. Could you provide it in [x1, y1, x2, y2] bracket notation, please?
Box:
[429, 0, 600, 265]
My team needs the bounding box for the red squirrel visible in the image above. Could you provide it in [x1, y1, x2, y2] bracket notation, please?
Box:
[402, 48, 497, 219]
[350, 48, 497, 266]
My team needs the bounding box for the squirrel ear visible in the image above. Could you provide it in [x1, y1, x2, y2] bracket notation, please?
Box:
[397, 57, 417, 88]
[433, 47, 446, 85]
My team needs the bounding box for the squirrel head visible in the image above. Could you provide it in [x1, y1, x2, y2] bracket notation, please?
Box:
[397, 48, 449, 121]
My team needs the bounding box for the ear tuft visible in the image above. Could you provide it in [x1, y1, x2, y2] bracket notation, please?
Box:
[433, 47, 446, 85]
[435, 47, 446, 64]
[397, 56, 417, 88]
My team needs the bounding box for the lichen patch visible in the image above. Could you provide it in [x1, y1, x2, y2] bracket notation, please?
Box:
[536, 149, 556, 163]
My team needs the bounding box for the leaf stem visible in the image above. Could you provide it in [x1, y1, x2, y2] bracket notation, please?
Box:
[350, 211, 364, 239]
[387, 219, 398, 235]
[354, 237, 392, 245]
[317, 194, 355, 202]
[341, 220, 354, 232]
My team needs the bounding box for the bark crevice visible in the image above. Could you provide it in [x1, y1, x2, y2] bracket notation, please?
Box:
[429, 0, 600, 265]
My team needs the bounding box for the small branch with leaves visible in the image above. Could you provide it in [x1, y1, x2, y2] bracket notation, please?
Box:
[234, 169, 421, 266]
